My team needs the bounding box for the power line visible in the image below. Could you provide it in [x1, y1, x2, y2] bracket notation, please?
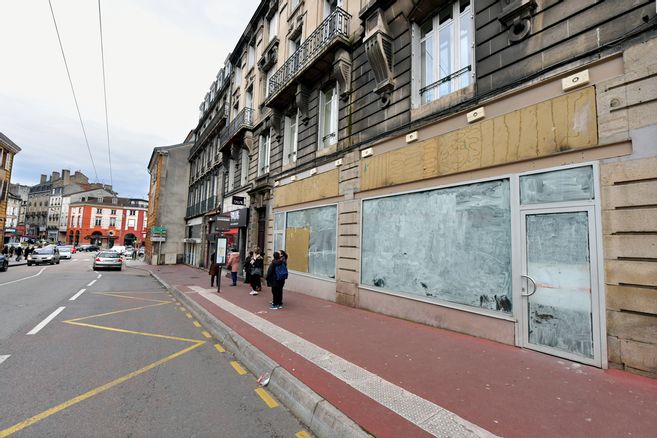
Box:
[48, 0, 100, 183]
[98, 0, 113, 188]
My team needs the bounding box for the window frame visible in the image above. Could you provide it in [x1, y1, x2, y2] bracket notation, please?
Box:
[318, 85, 338, 150]
[283, 110, 299, 166]
[240, 148, 249, 186]
[258, 130, 271, 177]
[227, 158, 236, 192]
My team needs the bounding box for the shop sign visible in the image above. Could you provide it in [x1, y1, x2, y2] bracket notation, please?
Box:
[229, 208, 249, 227]
[232, 196, 245, 206]
[4, 228, 16, 234]
[214, 214, 231, 232]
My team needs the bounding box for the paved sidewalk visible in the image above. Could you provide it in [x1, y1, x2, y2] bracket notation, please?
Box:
[138, 263, 657, 438]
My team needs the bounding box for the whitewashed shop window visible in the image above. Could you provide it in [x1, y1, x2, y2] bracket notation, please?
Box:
[285, 205, 337, 278]
[362, 179, 512, 312]
[283, 111, 299, 166]
[227, 158, 236, 192]
[318, 86, 338, 150]
[520, 166, 594, 205]
[273, 212, 285, 253]
[258, 131, 271, 176]
[413, 0, 474, 106]
[240, 148, 249, 186]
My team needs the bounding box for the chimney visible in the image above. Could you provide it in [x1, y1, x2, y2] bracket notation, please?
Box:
[52, 171, 60, 182]
[40, 174, 47, 184]
[62, 169, 71, 185]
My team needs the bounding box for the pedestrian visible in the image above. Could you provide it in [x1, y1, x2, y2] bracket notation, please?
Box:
[266, 250, 288, 310]
[249, 248, 264, 295]
[243, 251, 253, 284]
[209, 252, 218, 287]
[1, 246, 7, 256]
[226, 247, 240, 286]
[9, 246, 14, 258]
[15, 245, 23, 261]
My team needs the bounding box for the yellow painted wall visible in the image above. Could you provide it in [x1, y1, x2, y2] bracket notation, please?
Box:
[361, 87, 598, 191]
[274, 169, 340, 208]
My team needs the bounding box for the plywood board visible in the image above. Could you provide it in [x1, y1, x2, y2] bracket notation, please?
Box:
[285, 227, 310, 273]
[274, 169, 339, 208]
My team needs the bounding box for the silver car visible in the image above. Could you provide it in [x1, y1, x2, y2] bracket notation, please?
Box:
[93, 251, 123, 271]
[27, 247, 61, 266]
[56, 246, 72, 259]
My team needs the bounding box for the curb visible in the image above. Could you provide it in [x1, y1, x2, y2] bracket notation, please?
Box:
[145, 267, 371, 438]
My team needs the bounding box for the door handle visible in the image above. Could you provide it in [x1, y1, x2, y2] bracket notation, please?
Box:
[521, 274, 537, 297]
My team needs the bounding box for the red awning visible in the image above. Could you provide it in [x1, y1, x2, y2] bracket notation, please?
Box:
[223, 228, 239, 235]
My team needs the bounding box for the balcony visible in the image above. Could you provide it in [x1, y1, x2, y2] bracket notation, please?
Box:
[265, 8, 351, 109]
[221, 107, 254, 150]
[191, 105, 229, 158]
[185, 197, 218, 219]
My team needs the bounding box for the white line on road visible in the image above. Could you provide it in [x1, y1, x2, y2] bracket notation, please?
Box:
[0, 267, 48, 288]
[97, 274, 102, 279]
[69, 289, 86, 301]
[27, 307, 66, 335]
[87, 279, 97, 287]
[0, 355, 10, 366]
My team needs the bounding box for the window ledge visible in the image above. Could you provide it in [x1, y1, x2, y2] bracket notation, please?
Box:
[411, 84, 476, 122]
[282, 160, 297, 172]
[316, 143, 337, 158]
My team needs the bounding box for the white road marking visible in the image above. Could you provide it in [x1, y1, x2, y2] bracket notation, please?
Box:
[0, 267, 48, 288]
[87, 279, 97, 287]
[27, 307, 66, 335]
[191, 286, 496, 438]
[69, 288, 86, 301]
[0, 355, 10, 366]
[97, 274, 102, 279]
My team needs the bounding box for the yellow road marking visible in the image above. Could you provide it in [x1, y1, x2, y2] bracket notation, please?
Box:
[201, 331, 211, 339]
[255, 388, 279, 408]
[193, 321, 201, 328]
[185, 313, 192, 319]
[0, 341, 204, 437]
[214, 343, 225, 353]
[66, 301, 171, 322]
[230, 361, 247, 375]
[92, 292, 171, 303]
[64, 321, 204, 343]
[296, 432, 311, 438]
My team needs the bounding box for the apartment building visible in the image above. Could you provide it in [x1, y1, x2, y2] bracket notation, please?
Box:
[182, 0, 657, 376]
[0, 133, 21, 245]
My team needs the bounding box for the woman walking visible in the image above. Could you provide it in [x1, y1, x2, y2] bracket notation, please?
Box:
[226, 247, 240, 286]
[249, 248, 264, 295]
[266, 251, 288, 309]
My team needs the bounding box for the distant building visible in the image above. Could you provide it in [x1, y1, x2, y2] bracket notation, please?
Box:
[146, 142, 193, 264]
[67, 196, 147, 248]
[10, 183, 30, 240]
[4, 191, 21, 244]
[0, 132, 21, 246]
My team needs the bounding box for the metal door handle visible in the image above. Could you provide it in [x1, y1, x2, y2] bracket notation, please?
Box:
[521, 274, 537, 297]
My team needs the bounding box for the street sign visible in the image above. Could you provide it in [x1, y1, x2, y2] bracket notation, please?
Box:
[151, 236, 166, 242]
[151, 226, 167, 234]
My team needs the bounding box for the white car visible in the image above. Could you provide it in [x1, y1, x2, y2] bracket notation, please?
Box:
[110, 245, 126, 255]
[56, 246, 72, 259]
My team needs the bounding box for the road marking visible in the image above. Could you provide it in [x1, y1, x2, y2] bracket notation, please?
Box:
[86, 279, 97, 287]
[0, 355, 10, 366]
[27, 307, 66, 335]
[296, 431, 311, 438]
[185, 312, 192, 319]
[201, 330, 211, 339]
[0, 267, 47, 288]
[178, 306, 185, 312]
[0, 342, 204, 437]
[97, 274, 102, 279]
[69, 289, 86, 301]
[192, 321, 201, 328]
[214, 343, 225, 353]
[255, 388, 279, 408]
[230, 361, 247, 375]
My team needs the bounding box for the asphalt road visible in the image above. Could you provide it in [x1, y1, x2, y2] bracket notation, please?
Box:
[0, 253, 310, 437]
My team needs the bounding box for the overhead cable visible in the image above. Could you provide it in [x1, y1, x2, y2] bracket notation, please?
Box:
[98, 0, 113, 188]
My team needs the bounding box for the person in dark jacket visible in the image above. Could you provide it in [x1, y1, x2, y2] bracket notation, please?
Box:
[14, 245, 23, 261]
[266, 251, 286, 310]
[209, 253, 218, 287]
[243, 251, 253, 284]
[249, 248, 264, 295]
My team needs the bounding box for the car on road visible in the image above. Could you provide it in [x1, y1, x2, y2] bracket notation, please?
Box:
[27, 247, 60, 266]
[78, 244, 100, 252]
[93, 251, 124, 271]
[0, 253, 7, 272]
[124, 247, 135, 258]
[110, 245, 126, 255]
[56, 246, 72, 259]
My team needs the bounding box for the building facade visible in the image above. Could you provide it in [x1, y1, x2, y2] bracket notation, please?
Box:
[0, 133, 21, 246]
[146, 142, 193, 264]
[10, 183, 30, 241]
[4, 191, 21, 243]
[67, 197, 147, 249]
[179, 0, 657, 377]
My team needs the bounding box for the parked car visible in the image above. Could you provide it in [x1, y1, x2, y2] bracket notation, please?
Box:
[0, 254, 7, 272]
[78, 244, 100, 252]
[138, 247, 145, 256]
[93, 251, 123, 271]
[124, 247, 135, 258]
[56, 246, 72, 259]
[110, 245, 126, 255]
[27, 247, 60, 266]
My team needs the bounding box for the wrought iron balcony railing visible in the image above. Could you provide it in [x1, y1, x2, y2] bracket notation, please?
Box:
[191, 105, 229, 158]
[221, 107, 254, 147]
[266, 8, 350, 103]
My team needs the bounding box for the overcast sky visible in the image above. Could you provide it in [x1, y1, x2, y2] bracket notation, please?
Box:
[0, 0, 258, 199]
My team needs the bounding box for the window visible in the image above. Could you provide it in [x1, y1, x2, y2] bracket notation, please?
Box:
[268, 10, 278, 43]
[258, 130, 271, 176]
[265, 68, 275, 98]
[247, 44, 256, 69]
[283, 111, 299, 166]
[318, 86, 338, 150]
[110, 209, 116, 215]
[95, 217, 102, 226]
[109, 218, 116, 227]
[234, 65, 242, 89]
[4, 153, 11, 170]
[416, 0, 473, 105]
[240, 148, 249, 186]
[96, 208, 102, 214]
[273, 212, 285, 253]
[289, 34, 301, 56]
[227, 158, 236, 192]
[245, 88, 253, 109]
[128, 219, 136, 228]
[130, 210, 136, 216]
[284, 205, 337, 278]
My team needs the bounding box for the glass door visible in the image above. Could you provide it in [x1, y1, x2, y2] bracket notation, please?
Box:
[520, 206, 601, 366]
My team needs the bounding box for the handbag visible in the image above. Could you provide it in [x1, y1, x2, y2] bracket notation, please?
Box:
[252, 267, 263, 276]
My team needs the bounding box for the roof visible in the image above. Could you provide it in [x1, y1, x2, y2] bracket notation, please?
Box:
[147, 142, 193, 171]
[70, 196, 148, 208]
[0, 132, 22, 154]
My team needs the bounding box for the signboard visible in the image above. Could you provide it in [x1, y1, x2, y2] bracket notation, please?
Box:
[151, 236, 166, 242]
[151, 226, 167, 234]
[232, 196, 245, 206]
[215, 237, 228, 264]
[229, 208, 249, 227]
[215, 214, 231, 232]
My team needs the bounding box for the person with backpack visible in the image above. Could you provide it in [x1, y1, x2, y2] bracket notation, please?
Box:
[266, 250, 288, 310]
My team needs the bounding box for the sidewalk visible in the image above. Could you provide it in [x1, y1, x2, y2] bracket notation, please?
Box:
[139, 263, 657, 438]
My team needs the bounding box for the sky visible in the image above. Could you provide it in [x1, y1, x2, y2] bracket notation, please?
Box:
[0, 0, 259, 199]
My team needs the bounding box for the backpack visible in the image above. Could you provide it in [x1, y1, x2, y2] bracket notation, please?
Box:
[275, 262, 288, 281]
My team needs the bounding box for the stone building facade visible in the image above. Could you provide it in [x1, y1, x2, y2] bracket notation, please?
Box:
[0, 133, 21, 245]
